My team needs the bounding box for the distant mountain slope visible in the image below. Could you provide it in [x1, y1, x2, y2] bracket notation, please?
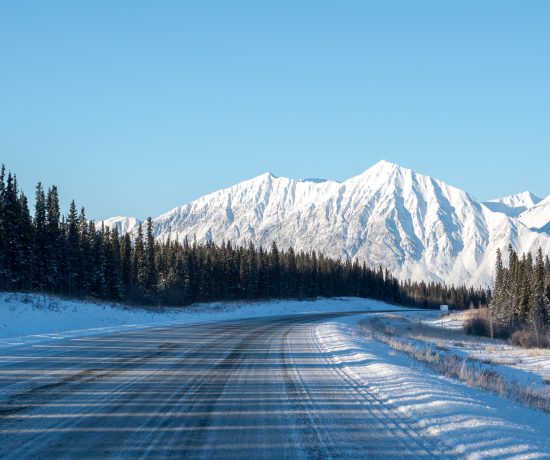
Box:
[483, 191, 541, 217]
[99, 216, 142, 235]
[100, 161, 550, 287]
[517, 195, 550, 234]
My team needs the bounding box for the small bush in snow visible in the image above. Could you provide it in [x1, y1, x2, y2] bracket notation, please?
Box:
[463, 308, 514, 340]
[464, 312, 491, 337]
[510, 329, 550, 349]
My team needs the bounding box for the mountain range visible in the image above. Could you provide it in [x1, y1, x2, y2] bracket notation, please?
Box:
[101, 161, 550, 287]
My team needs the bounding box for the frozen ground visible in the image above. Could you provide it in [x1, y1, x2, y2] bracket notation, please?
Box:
[1, 295, 549, 458]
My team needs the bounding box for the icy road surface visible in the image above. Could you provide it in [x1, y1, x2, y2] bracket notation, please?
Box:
[0, 312, 547, 459]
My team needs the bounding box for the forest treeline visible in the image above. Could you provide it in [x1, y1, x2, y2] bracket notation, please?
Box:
[490, 245, 550, 338]
[0, 165, 489, 308]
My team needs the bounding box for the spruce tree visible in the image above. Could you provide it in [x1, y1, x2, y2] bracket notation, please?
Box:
[269, 241, 281, 297]
[46, 186, 62, 292]
[33, 183, 47, 290]
[490, 248, 507, 325]
[90, 222, 106, 298]
[134, 223, 146, 298]
[0, 165, 6, 286]
[144, 217, 157, 296]
[120, 233, 133, 299]
[104, 228, 122, 300]
[78, 208, 91, 296]
[66, 200, 80, 296]
[2, 174, 28, 289]
[529, 248, 546, 334]
[17, 192, 33, 290]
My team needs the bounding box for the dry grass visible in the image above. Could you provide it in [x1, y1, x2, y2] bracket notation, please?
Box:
[361, 318, 550, 413]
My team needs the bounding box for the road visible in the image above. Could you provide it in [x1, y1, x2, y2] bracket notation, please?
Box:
[0, 312, 452, 459]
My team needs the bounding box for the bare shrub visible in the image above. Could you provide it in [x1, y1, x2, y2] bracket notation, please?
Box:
[510, 328, 550, 349]
[464, 312, 491, 337]
[463, 308, 515, 340]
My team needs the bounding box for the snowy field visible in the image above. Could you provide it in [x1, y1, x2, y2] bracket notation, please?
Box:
[0, 293, 399, 348]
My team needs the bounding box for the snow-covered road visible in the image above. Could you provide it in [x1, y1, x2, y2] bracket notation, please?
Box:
[0, 311, 548, 459]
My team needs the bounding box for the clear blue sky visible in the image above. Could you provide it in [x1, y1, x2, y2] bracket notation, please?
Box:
[1, 1, 548, 220]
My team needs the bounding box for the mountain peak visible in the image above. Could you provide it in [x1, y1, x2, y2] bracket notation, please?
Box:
[246, 171, 279, 183]
[352, 160, 396, 178]
[350, 160, 417, 185]
[371, 159, 401, 171]
[489, 191, 541, 206]
[367, 159, 418, 176]
[483, 191, 542, 218]
[517, 193, 550, 231]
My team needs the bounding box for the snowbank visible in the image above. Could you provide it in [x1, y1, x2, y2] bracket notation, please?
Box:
[0, 292, 404, 348]
[315, 316, 550, 458]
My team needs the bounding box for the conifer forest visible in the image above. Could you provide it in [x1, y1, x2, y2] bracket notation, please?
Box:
[490, 245, 550, 335]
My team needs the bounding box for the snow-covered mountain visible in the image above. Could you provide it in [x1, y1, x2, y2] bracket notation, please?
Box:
[484, 191, 550, 235]
[100, 161, 550, 287]
[483, 191, 541, 217]
[517, 196, 550, 234]
[99, 216, 142, 235]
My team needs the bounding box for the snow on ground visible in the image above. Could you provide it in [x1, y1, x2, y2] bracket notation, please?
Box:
[1, 293, 549, 456]
[0, 292, 401, 349]
[421, 310, 466, 330]
[315, 316, 550, 458]
[409, 309, 550, 386]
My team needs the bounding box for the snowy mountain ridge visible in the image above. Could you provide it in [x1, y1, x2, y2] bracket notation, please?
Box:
[100, 216, 142, 235]
[517, 195, 550, 233]
[101, 160, 550, 287]
[483, 191, 542, 217]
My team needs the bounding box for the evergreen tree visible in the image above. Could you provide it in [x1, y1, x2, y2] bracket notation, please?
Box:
[134, 223, 146, 297]
[66, 200, 80, 296]
[78, 208, 91, 296]
[17, 192, 33, 290]
[269, 241, 281, 297]
[90, 222, 106, 298]
[529, 248, 547, 333]
[33, 183, 47, 290]
[104, 228, 122, 300]
[144, 218, 157, 296]
[120, 233, 133, 298]
[0, 165, 6, 286]
[3, 173, 21, 288]
[46, 186, 62, 292]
